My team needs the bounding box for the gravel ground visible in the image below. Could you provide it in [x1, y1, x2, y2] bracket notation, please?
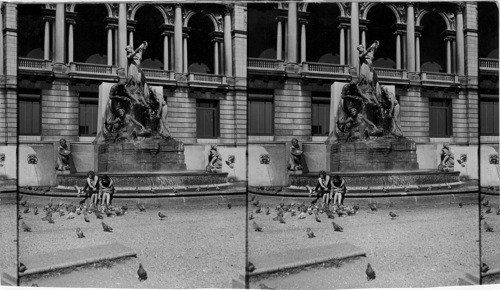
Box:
[248, 196, 479, 288]
[18, 197, 245, 288]
[480, 194, 500, 284]
[0, 201, 17, 281]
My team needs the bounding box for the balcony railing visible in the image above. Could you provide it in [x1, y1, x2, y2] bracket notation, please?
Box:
[18, 58, 52, 70]
[479, 58, 499, 71]
[302, 62, 348, 74]
[375, 68, 407, 79]
[69, 62, 114, 75]
[421, 72, 457, 83]
[143, 68, 173, 80]
[188, 73, 226, 84]
[247, 58, 284, 71]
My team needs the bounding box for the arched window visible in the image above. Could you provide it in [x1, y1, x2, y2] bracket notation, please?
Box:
[135, 5, 165, 69]
[420, 12, 447, 73]
[306, 3, 341, 63]
[366, 4, 397, 69]
[73, 4, 108, 64]
[187, 13, 215, 73]
[478, 2, 499, 59]
[18, 5, 45, 59]
[248, 4, 277, 59]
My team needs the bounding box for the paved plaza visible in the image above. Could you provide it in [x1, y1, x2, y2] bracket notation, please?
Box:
[248, 194, 479, 288]
[17, 194, 245, 288]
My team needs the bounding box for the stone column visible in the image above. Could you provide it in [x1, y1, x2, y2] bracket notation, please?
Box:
[339, 26, 345, 65]
[287, 2, 297, 63]
[456, 5, 465, 76]
[213, 40, 219, 75]
[415, 33, 420, 72]
[395, 32, 401, 69]
[402, 34, 406, 69]
[68, 21, 74, 63]
[118, 3, 127, 70]
[406, 3, 415, 72]
[446, 37, 452, 73]
[174, 4, 183, 73]
[55, 4, 65, 63]
[107, 26, 113, 65]
[52, 21, 56, 58]
[347, 27, 351, 64]
[114, 29, 118, 66]
[349, 2, 359, 71]
[163, 32, 169, 70]
[300, 20, 306, 63]
[276, 19, 283, 60]
[183, 34, 188, 73]
[0, 5, 2, 72]
[128, 30, 134, 47]
[224, 9, 233, 76]
[44, 18, 51, 60]
[361, 29, 366, 47]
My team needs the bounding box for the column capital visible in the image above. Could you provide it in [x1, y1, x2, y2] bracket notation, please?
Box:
[224, 4, 233, 16]
[66, 18, 76, 25]
[174, 3, 183, 8]
[276, 16, 287, 23]
[161, 24, 175, 34]
[444, 35, 456, 42]
[394, 30, 406, 36]
[210, 31, 224, 42]
[182, 33, 189, 39]
[43, 15, 55, 23]
[298, 18, 308, 26]
[407, 2, 415, 8]
[456, 2, 466, 14]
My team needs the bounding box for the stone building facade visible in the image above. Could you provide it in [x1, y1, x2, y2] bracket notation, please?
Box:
[14, 2, 247, 185]
[247, 2, 498, 186]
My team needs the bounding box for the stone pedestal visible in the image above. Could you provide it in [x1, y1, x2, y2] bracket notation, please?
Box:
[329, 138, 418, 172]
[98, 139, 186, 172]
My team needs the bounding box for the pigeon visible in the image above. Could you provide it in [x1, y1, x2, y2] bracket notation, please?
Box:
[366, 263, 376, 281]
[47, 216, 55, 224]
[290, 209, 297, 217]
[195, 186, 200, 192]
[427, 185, 432, 191]
[115, 209, 124, 216]
[382, 187, 387, 193]
[42, 187, 51, 194]
[484, 221, 494, 232]
[483, 200, 489, 207]
[315, 214, 321, 222]
[278, 215, 286, 224]
[496, 207, 500, 215]
[389, 211, 398, 218]
[306, 227, 315, 238]
[67, 213, 75, 219]
[150, 187, 155, 194]
[481, 262, 490, 273]
[259, 283, 274, 289]
[18, 262, 27, 273]
[480, 214, 485, 220]
[216, 185, 220, 191]
[137, 202, 146, 212]
[33, 207, 38, 215]
[486, 207, 492, 214]
[252, 200, 260, 207]
[369, 203, 377, 211]
[249, 195, 256, 202]
[332, 222, 343, 232]
[227, 203, 232, 209]
[459, 202, 463, 208]
[325, 210, 336, 219]
[137, 263, 148, 281]
[23, 207, 30, 214]
[265, 207, 270, 215]
[298, 212, 306, 219]
[31, 284, 39, 287]
[158, 212, 167, 219]
[102, 222, 113, 232]
[404, 186, 409, 192]
[252, 221, 263, 232]
[171, 187, 178, 193]
[121, 204, 128, 211]
[481, 195, 486, 202]
[95, 211, 103, 219]
[20, 200, 27, 207]
[247, 262, 256, 273]
[84, 215, 90, 223]
[447, 184, 452, 189]
[353, 205, 360, 211]
[76, 228, 85, 238]
[21, 221, 31, 232]
[255, 207, 262, 214]
[249, 213, 254, 220]
[59, 210, 65, 217]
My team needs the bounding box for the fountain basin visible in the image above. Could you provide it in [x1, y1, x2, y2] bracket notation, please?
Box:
[290, 170, 461, 188]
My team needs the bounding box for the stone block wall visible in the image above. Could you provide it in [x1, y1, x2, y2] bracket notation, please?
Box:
[399, 86, 429, 143]
[41, 80, 79, 141]
[166, 88, 197, 143]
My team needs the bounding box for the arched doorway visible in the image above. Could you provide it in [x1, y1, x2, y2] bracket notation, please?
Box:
[366, 4, 397, 69]
[73, 4, 108, 64]
[18, 5, 45, 59]
[305, 3, 341, 63]
[134, 5, 164, 69]
[187, 13, 215, 73]
[420, 12, 447, 72]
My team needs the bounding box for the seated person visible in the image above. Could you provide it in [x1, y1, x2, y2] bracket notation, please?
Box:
[331, 175, 347, 206]
[99, 175, 115, 206]
[306, 171, 331, 204]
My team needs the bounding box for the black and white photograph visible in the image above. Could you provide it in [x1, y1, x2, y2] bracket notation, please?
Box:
[0, 0, 499, 289]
